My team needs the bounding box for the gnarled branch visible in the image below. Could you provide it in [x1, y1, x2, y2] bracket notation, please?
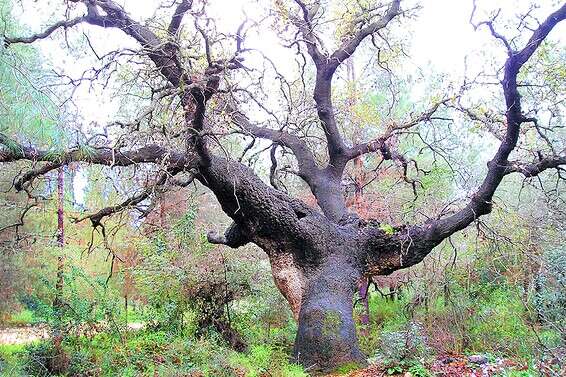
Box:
[168, 0, 193, 36]
[1, 133, 190, 168]
[327, 0, 401, 75]
[363, 2, 566, 274]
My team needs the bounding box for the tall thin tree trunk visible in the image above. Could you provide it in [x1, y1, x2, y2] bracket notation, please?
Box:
[55, 167, 65, 302]
[52, 166, 67, 371]
[358, 277, 370, 333]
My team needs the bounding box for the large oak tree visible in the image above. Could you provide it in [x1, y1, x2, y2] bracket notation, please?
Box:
[1, 0, 565, 371]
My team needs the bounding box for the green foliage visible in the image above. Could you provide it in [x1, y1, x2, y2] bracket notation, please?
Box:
[22, 260, 123, 336]
[76, 143, 97, 160]
[172, 206, 198, 246]
[0, 1, 65, 150]
[333, 361, 363, 374]
[20, 341, 58, 377]
[229, 344, 307, 377]
[379, 223, 395, 235]
[378, 322, 428, 364]
[384, 361, 432, 377]
[8, 314, 303, 376]
[495, 368, 538, 377]
[534, 247, 566, 327]
[0, 343, 25, 375]
[0, 135, 23, 156]
[371, 293, 410, 331]
[467, 286, 533, 358]
[408, 362, 432, 377]
[133, 214, 206, 333]
[323, 311, 343, 337]
[3, 309, 34, 326]
[418, 165, 452, 193]
[229, 344, 272, 377]
[357, 291, 410, 355]
[386, 365, 403, 375]
[359, 230, 561, 372]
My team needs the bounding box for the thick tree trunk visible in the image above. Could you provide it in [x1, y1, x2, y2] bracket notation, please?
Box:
[293, 259, 365, 372]
[269, 253, 305, 320]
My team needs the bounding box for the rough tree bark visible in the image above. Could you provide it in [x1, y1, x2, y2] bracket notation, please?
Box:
[1, 0, 566, 373]
[294, 255, 364, 366]
[52, 166, 67, 372]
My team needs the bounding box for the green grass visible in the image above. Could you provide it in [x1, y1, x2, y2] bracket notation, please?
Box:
[333, 361, 365, 374]
[358, 291, 412, 355]
[0, 344, 25, 376]
[4, 309, 35, 326]
[466, 286, 534, 359]
[0, 344, 26, 356]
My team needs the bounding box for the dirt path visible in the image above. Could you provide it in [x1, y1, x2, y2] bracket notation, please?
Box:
[0, 326, 49, 345]
[0, 323, 144, 345]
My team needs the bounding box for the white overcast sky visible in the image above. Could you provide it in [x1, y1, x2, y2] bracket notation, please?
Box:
[8, 0, 565, 204]
[12, 0, 564, 125]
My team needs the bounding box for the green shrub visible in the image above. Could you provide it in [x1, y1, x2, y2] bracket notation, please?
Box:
[534, 247, 566, 328]
[467, 286, 534, 358]
[67, 348, 96, 376]
[0, 344, 26, 376]
[229, 344, 307, 377]
[21, 341, 61, 377]
[377, 321, 428, 364]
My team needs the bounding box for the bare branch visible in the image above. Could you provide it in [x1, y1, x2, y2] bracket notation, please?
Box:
[3, 16, 87, 46]
[327, 0, 401, 75]
[226, 105, 320, 180]
[348, 98, 450, 160]
[364, 2, 566, 274]
[419, 2, 566, 249]
[14, 162, 62, 191]
[0, 133, 190, 168]
[75, 169, 194, 227]
[290, 0, 325, 68]
[506, 154, 566, 177]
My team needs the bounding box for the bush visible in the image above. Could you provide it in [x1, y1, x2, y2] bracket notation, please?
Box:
[0, 344, 26, 376]
[467, 286, 534, 358]
[377, 321, 428, 364]
[358, 291, 411, 355]
[66, 349, 97, 376]
[21, 341, 65, 377]
[229, 344, 307, 377]
[534, 247, 566, 329]
[4, 309, 35, 326]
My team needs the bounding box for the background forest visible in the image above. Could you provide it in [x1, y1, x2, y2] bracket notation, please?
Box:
[0, 0, 565, 376]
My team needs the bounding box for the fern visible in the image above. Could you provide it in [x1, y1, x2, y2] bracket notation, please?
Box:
[77, 144, 96, 160]
[0, 133, 24, 157]
[42, 148, 65, 163]
[379, 223, 395, 235]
